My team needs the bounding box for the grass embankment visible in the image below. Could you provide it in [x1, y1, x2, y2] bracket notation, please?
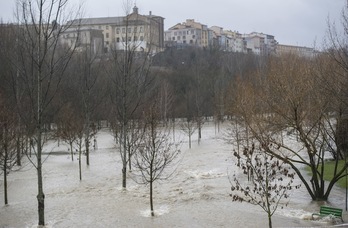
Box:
[306, 160, 348, 189]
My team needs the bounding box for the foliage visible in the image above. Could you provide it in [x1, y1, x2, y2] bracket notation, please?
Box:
[230, 143, 300, 228]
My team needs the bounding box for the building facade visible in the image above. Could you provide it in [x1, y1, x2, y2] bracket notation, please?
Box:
[164, 19, 212, 49]
[59, 27, 104, 55]
[276, 44, 315, 58]
[223, 30, 245, 53]
[67, 6, 164, 54]
[243, 32, 277, 55]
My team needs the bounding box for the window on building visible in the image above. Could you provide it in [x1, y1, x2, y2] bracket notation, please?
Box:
[183, 40, 186, 44]
[106, 41, 109, 45]
[192, 35, 195, 39]
[140, 36, 144, 41]
[190, 40, 193, 44]
[116, 37, 120, 43]
[183, 36, 186, 39]
[134, 36, 138, 41]
[128, 37, 131, 41]
[172, 37, 175, 41]
[128, 28, 131, 33]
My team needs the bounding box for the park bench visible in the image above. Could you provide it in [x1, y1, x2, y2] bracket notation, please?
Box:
[312, 206, 343, 222]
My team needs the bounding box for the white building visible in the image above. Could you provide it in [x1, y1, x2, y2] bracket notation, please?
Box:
[69, 6, 164, 54]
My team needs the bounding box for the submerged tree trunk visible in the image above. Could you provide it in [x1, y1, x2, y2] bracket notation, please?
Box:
[16, 134, 21, 166]
[4, 165, 7, 205]
[268, 214, 272, 228]
[85, 137, 90, 166]
[70, 143, 74, 161]
[121, 119, 127, 188]
[128, 147, 132, 171]
[37, 129, 45, 226]
[3, 125, 8, 205]
[150, 178, 154, 216]
[79, 147, 82, 181]
[189, 134, 192, 149]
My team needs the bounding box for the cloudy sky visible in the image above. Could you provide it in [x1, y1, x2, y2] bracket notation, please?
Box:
[0, 0, 345, 47]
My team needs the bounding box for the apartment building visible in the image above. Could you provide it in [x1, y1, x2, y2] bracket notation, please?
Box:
[243, 32, 277, 55]
[165, 19, 277, 55]
[209, 26, 246, 52]
[66, 6, 164, 54]
[164, 19, 212, 48]
[223, 30, 245, 53]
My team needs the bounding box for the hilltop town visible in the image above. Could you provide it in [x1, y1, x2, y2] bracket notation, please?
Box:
[60, 5, 315, 57]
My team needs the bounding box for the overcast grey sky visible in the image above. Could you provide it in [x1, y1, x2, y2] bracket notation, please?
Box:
[0, 0, 345, 47]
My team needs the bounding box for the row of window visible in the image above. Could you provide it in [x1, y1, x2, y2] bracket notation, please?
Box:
[99, 25, 109, 30]
[116, 27, 144, 34]
[172, 35, 195, 41]
[173, 30, 195, 36]
[115, 36, 144, 42]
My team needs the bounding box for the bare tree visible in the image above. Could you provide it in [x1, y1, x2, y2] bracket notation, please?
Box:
[230, 53, 348, 200]
[0, 94, 18, 205]
[107, 0, 155, 189]
[15, 0, 81, 225]
[73, 45, 104, 166]
[55, 103, 80, 161]
[230, 143, 300, 228]
[181, 117, 197, 149]
[133, 94, 181, 216]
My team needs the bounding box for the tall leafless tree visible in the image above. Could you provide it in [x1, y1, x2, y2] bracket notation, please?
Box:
[0, 93, 18, 205]
[15, 0, 81, 225]
[107, 0, 154, 189]
[132, 92, 181, 216]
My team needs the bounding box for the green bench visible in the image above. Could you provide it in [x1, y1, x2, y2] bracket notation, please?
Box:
[312, 206, 343, 222]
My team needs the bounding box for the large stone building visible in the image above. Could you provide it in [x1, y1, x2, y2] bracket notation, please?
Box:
[65, 6, 164, 54]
